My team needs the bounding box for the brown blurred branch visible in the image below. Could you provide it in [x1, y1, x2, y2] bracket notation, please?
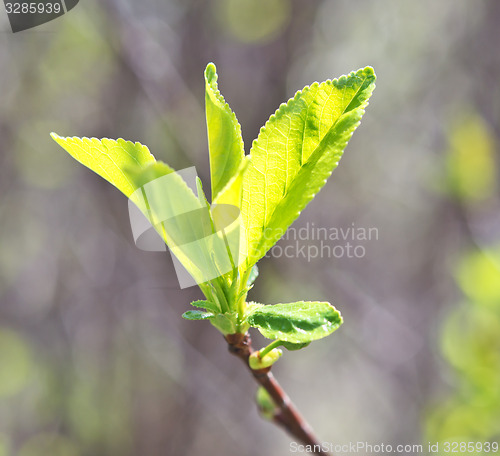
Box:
[225, 333, 331, 456]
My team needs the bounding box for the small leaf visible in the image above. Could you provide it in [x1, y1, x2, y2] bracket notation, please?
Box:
[205, 62, 245, 202]
[182, 310, 214, 320]
[247, 301, 343, 343]
[190, 300, 220, 314]
[51, 133, 156, 198]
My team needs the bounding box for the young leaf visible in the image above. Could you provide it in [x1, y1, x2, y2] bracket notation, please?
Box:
[205, 62, 245, 202]
[51, 133, 156, 198]
[241, 68, 376, 269]
[190, 300, 220, 314]
[182, 310, 214, 320]
[247, 301, 343, 343]
[53, 133, 212, 286]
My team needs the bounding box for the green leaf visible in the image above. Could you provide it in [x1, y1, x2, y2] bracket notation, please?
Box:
[52, 133, 221, 286]
[247, 301, 343, 343]
[51, 133, 156, 198]
[182, 310, 214, 320]
[241, 67, 376, 268]
[205, 62, 245, 202]
[190, 300, 220, 314]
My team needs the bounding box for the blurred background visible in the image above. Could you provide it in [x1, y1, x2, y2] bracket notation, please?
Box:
[1, 0, 499, 455]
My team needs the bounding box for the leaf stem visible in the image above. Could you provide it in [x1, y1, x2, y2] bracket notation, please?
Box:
[257, 339, 282, 359]
[225, 332, 332, 456]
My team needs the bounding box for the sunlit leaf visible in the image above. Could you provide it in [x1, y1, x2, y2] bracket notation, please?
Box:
[241, 67, 376, 269]
[205, 63, 245, 202]
[51, 133, 156, 198]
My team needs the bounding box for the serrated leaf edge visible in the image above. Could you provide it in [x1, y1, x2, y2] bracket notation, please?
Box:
[248, 67, 375, 156]
[204, 63, 245, 157]
[244, 68, 376, 267]
[51, 133, 156, 164]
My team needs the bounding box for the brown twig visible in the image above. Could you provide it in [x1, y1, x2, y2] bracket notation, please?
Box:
[225, 333, 331, 456]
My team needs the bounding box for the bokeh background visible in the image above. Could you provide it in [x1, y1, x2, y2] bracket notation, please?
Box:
[1, 0, 500, 455]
